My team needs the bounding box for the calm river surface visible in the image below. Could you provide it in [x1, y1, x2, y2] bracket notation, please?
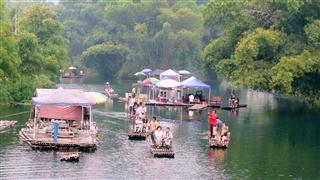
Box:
[0, 80, 319, 179]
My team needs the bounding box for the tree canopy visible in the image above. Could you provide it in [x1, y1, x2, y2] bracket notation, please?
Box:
[203, 0, 320, 99]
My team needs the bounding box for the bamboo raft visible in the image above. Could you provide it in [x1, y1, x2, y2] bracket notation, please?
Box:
[188, 104, 208, 111]
[145, 101, 192, 107]
[59, 151, 80, 162]
[19, 128, 97, 152]
[208, 132, 231, 149]
[128, 131, 148, 140]
[150, 146, 175, 158]
[0, 120, 17, 132]
[221, 104, 247, 110]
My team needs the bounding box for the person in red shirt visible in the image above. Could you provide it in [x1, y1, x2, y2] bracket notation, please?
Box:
[208, 110, 217, 138]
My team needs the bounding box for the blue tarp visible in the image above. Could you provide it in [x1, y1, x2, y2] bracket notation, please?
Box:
[181, 76, 210, 89]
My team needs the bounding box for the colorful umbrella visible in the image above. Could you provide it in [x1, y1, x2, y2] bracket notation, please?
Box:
[79, 92, 108, 104]
[143, 77, 159, 85]
[141, 68, 152, 73]
[134, 72, 146, 76]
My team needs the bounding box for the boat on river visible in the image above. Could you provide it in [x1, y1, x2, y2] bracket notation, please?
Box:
[208, 123, 231, 148]
[221, 104, 247, 110]
[128, 115, 149, 140]
[146, 134, 175, 158]
[19, 87, 98, 152]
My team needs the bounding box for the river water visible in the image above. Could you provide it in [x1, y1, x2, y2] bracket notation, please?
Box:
[0, 80, 319, 179]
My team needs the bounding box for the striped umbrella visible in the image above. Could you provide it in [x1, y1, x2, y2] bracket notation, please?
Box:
[79, 92, 108, 104]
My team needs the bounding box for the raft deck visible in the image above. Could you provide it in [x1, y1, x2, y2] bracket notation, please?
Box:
[19, 128, 97, 152]
[221, 104, 247, 110]
[208, 132, 231, 149]
[188, 104, 208, 111]
[150, 146, 175, 158]
[0, 120, 17, 132]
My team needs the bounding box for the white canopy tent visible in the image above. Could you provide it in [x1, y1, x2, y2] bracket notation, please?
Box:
[154, 79, 182, 102]
[159, 69, 180, 81]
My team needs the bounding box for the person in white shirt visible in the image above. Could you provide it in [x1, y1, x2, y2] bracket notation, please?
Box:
[154, 126, 163, 147]
[135, 116, 143, 132]
[163, 127, 173, 148]
[189, 94, 195, 104]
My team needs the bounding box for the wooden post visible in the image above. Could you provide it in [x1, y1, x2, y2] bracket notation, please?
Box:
[33, 106, 38, 138]
[89, 106, 92, 130]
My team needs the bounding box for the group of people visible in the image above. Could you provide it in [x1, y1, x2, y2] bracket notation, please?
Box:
[149, 117, 173, 149]
[128, 96, 148, 132]
[208, 110, 229, 145]
[228, 91, 239, 108]
[182, 91, 206, 104]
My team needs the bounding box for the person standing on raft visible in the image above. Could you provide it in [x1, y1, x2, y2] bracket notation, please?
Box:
[208, 110, 217, 138]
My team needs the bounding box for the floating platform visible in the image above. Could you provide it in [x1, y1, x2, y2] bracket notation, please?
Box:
[208, 132, 231, 149]
[59, 151, 80, 162]
[221, 104, 247, 110]
[188, 104, 208, 111]
[0, 120, 17, 132]
[146, 101, 192, 107]
[128, 131, 148, 140]
[19, 128, 97, 152]
[150, 146, 175, 158]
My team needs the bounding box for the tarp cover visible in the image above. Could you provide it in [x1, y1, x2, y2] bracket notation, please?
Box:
[38, 105, 83, 121]
[156, 79, 181, 88]
[33, 87, 90, 106]
[36, 88, 83, 97]
[181, 76, 210, 88]
[160, 69, 180, 81]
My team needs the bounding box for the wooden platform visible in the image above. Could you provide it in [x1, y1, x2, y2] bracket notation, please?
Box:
[146, 101, 192, 107]
[150, 146, 175, 158]
[59, 151, 80, 162]
[128, 131, 148, 140]
[221, 104, 247, 110]
[0, 120, 17, 132]
[19, 128, 97, 152]
[188, 104, 208, 111]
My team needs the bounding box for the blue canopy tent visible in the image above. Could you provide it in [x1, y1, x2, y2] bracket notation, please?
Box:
[181, 76, 211, 102]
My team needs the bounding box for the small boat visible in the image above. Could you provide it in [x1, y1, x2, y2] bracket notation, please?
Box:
[208, 131, 231, 149]
[104, 83, 118, 98]
[147, 136, 175, 158]
[221, 104, 247, 110]
[128, 131, 148, 140]
[59, 151, 80, 162]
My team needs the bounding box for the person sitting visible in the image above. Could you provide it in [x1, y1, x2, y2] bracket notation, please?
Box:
[154, 126, 163, 147]
[134, 116, 143, 133]
[163, 127, 173, 149]
[142, 117, 148, 132]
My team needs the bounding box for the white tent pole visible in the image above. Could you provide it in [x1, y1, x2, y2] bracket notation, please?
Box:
[33, 106, 37, 138]
[89, 106, 92, 130]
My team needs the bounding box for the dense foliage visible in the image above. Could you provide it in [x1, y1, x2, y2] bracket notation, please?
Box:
[57, 0, 207, 80]
[203, 0, 320, 100]
[0, 1, 67, 103]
